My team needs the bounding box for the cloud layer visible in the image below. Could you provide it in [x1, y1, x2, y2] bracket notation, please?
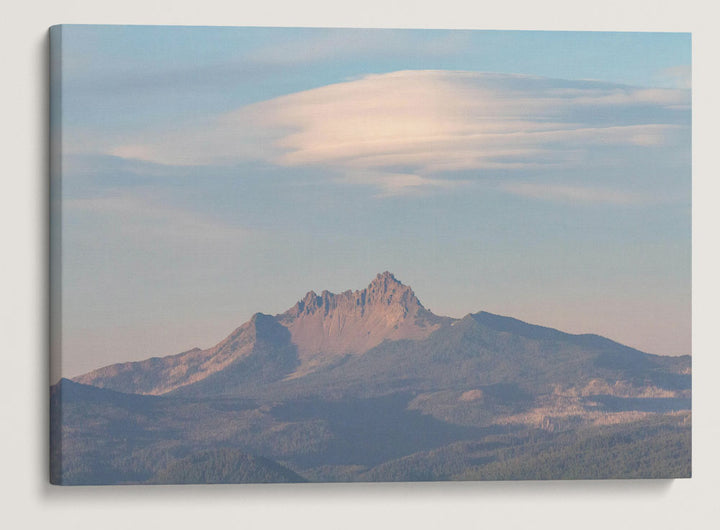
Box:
[111, 70, 690, 198]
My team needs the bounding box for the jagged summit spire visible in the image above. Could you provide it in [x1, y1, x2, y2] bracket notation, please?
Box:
[288, 272, 421, 319]
[276, 272, 440, 362]
[369, 271, 402, 289]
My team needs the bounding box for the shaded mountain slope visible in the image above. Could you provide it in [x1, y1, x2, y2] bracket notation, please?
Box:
[151, 448, 307, 484]
[51, 378, 504, 484]
[357, 414, 691, 482]
[242, 312, 689, 403]
[74, 313, 299, 395]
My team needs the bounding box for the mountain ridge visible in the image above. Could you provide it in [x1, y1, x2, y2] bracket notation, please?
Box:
[74, 272, 447, 394]
[72, 272, 689, 397]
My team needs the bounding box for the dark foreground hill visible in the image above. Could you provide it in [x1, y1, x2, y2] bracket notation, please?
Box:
[151, 449, 307, 484]
[52, 273, 691, 484]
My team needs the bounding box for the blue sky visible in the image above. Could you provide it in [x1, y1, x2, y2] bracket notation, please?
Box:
[53, 26, 691, 377]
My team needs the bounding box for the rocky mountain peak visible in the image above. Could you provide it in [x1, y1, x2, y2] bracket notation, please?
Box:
[74, 273, 445, 394]
[366, 271, 420, 308]
[370, 270, 401, 288]
[287, 272, 422, 320]
[277, 273, 439, 364]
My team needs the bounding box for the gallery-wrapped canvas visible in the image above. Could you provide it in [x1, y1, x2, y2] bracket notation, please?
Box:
[49, 25, 691, 485]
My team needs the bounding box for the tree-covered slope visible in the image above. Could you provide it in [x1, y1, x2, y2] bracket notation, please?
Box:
[152, 448, 307, 484]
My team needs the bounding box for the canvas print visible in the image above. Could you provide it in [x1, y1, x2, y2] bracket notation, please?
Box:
[49, 25, 691, 485]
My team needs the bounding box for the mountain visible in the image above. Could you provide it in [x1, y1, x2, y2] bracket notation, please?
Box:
[56, 272, 691, 484]
[278, 271, 446, 372]
[74, 272, 446, 395]
[250, 311, 690, 402]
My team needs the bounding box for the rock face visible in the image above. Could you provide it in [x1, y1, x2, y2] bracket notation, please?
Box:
[74, 272, 446, 394]
[278, 272, 445, 371]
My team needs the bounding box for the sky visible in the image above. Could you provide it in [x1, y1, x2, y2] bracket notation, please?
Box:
[52, 25, 691, 378]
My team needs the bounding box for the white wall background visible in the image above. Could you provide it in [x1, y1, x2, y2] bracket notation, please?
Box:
[1, 1, 718, 528]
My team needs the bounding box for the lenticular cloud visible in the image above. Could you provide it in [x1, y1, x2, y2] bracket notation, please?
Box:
[111, 70, 690, 195]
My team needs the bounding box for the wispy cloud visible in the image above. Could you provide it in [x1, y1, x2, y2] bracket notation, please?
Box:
[500, 182, 649, 205]
[109, 70, 690, 197]
[341, 172, 466, 198]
